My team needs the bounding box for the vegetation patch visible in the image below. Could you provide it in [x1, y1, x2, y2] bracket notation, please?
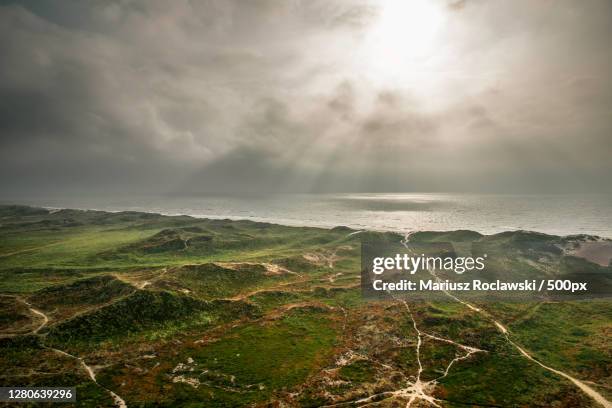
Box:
[46, 290, 259, 344]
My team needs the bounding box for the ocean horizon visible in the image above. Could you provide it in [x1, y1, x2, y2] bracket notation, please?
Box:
[5, 192, 612, 238]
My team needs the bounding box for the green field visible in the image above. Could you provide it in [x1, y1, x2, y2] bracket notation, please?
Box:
[0, 205, 610, 407]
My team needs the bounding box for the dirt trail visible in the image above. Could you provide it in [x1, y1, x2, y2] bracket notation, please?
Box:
[415, 236, 612, 408]
[23, 300, 49, 334]
[226, 275, 311, 301]
[304, 246, 349, 269]
[1, 295, 127, 407]
[421, 332, 482, 381]
[398, 300, 442, 408]
[0, 295, 49, 335]
[328, 272, 343, 283]
[392, 298, 484, 408]
[501, 322, 611, 408]
[322, 292, 484, 408]
[137, 267, 168, 289]
[430, 276, 611, 408]
[50, 348, 127, 408]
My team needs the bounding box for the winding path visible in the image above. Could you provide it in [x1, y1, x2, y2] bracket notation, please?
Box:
[50, 348, 127, 408]
[430, 277, 611, 408]
[1, 295, 127, 408]
[496, 320, 611, 408]
[321, 293, 485, 408]
[415, 236, 612, 408]
[0, 295, 48, 335]
[23, 300, 49, 334]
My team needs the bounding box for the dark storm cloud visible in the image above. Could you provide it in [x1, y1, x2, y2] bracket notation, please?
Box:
[0, 0, 611, 196]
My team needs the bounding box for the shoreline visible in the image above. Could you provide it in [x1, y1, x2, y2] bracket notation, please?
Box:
[44, 206, 612, 242]
[3, 204, 612, 268]
[3, 192, 612, 238]
[2, 203, 611, 240]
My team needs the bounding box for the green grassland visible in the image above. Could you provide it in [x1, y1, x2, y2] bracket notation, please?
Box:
[0, 204, 610, 407]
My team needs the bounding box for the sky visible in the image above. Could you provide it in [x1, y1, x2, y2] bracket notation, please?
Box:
[1, 0, 611, 196]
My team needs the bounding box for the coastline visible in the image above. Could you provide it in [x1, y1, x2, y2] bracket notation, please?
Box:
[3, 192, 612, 238]
[43, 205, 612, 247]
[15, 202, 612, 241]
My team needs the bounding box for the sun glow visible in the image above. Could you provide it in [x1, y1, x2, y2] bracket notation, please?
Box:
[363, 0, 445, 80]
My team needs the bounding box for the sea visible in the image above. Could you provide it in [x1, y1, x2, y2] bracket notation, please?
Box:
[5, 193, 612, 238]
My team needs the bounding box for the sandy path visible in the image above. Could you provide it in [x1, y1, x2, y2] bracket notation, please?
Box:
[322, 293, 484, 408]
[399, 234, 611, 408]
[420, 260, 611, 407]
[24, 300, 49, 334]
[137, 267, 168, 289]
[450, 294, 610, 408]
[50, 348, 127, 408]
[0, 295, 49, 335]
[435, 283, 610, 407]
[0, 295, 127, 407]
[500, 323, 611, 408]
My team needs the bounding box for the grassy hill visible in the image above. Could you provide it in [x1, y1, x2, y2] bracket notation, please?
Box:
[0, 205, 610, 407]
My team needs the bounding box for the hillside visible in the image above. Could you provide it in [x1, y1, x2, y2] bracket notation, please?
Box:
[0, 205, 610, 407]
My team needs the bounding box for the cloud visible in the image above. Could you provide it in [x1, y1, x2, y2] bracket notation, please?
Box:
[0, 0, 611, 196]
